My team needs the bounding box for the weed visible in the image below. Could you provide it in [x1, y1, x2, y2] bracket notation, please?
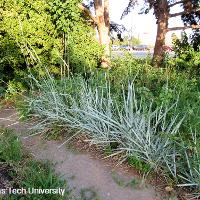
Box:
[128, 155, 152, 174]
[111, 171, 125, 187]
[0, 128, 22, 163]
[104, 145, 113, 156]
[111, 171, 140, 189]
[80, 187, 99, 200]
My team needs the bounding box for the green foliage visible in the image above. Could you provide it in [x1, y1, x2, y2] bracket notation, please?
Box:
[0, 0, 103, 96]
[0, 0, 62, 71]
[0, 0, 62, 97]
[49, 0, 103, 73]
[128, 156, 151, 174]
[169, 32, 200, 75]
[0, 128, 22, 163]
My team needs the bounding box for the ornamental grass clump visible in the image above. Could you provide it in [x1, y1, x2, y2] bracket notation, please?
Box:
[25, 73, 184, 171]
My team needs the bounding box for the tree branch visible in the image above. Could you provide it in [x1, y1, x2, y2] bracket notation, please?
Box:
[168, 25, 200, 31]
[168, 0, 184, 8]
[169, 8, 200, 18]
[78, 3, 97, 24]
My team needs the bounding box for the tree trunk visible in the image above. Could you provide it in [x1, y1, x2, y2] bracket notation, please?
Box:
[153, 0, 169, 67]
[94, 0, 110, 68]
[97, 24, 110, 56]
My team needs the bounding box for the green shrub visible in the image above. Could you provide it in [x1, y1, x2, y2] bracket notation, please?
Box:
[48, 0, 103, 73]
[168, 32, 200, 76]
[0, 0, 103, 94]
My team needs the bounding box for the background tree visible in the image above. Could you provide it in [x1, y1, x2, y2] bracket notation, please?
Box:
[0, 0, 61, 90]
[181, 0, 200, 50]
[79, 0, 111, 68]
[122, 0, 200, 67]
[49, 0, 103, 73]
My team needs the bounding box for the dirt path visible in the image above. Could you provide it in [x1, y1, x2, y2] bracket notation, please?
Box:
[0, 108, 162, 200]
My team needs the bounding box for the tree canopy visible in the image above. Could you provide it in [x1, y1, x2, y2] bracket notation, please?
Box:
[0, 0, 103, 86]
[121, 0, 200, 66]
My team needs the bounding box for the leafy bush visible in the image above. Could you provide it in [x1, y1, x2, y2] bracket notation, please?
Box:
[168, 32, 200, 75]
[49, 0, 103, 73]
[0, 0, 62, 72]
[0, 0, 103, 95]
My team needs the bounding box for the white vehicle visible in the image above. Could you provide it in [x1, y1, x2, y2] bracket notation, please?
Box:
[111, 45, 119, 50]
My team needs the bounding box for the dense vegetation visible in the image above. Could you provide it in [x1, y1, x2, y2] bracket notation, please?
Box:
[0, 0, 103, 95]
[0, 0, 200, 199]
